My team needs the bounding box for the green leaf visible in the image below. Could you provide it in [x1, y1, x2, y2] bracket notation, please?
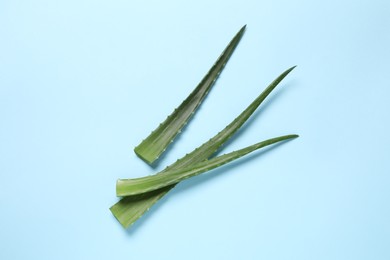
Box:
[134, 25, 247, 164]
[110, 66, 296, 228]
[109, 186, 173, 229]
[110, 187, 173, 228]
[164, 66, 296, 170]
[117, 135, 298, 196]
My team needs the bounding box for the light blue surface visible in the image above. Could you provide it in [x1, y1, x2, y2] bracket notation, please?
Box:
[1, 0, 389, 259]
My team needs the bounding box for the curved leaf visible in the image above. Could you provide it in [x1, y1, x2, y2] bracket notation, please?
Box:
[118, 135, 298, 196]
[134, 25, 246, 164]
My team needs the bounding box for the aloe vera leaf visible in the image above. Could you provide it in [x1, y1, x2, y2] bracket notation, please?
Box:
[134, 25, 247, 164]
[110, 187, 174, 228]
[110, 186, 173, 229]
[110, 66, 296, 228]
[162, 66, 296, 170]
[117, 135, 298, 196]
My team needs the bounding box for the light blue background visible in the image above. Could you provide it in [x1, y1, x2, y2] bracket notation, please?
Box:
[1, 0, 389, 259]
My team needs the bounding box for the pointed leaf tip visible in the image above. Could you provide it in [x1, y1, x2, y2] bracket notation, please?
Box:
[286, 65, 297, 73]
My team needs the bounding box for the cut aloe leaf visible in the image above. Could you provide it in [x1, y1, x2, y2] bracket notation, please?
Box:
[134, 25, 246, 164]
[118, 135, 298, 196]
[110, 187, 173, 228]
[110, 66, 296, 228]
[110, 186, 173, 229]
